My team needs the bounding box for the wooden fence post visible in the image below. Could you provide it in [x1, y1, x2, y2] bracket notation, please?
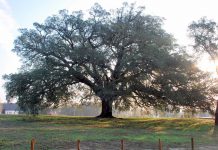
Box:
[121, 139, 124, 150]
[30, 138, 36, 150]
[191, 137, 194, 150]
[77, 140, 80, 150]
[158, 139, 162, 150]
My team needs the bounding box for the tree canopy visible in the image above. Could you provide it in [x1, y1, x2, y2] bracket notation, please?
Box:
[189, 17, 218, 60]
[189, 17, 218, 125]
[4, 3, 218, 117]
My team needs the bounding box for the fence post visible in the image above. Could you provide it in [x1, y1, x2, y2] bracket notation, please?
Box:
[158, 139, 162, 150]
[191, 137, 194, 150]
[30, 138, 36, 150]
[121, 139, 124, 150]
[77, 140, 80, 150]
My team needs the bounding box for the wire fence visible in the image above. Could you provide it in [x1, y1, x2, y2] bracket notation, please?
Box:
[2, 136, 218, 150]
[1, 131, 218, 150]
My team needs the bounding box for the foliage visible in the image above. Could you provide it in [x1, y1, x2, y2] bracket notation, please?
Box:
[3, 3, 218, 115]
[188, 17, 218, 61]
[188, 17, 218, 125]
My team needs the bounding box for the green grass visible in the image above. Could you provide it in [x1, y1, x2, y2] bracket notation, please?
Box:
[0, 115, 217, 149]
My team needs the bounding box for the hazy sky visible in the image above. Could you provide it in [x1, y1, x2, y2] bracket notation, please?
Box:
[1, 0, 218, 102]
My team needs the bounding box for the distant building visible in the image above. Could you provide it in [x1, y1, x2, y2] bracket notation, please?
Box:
[1, 103, 20, 115]
[0, 103, 3, 114]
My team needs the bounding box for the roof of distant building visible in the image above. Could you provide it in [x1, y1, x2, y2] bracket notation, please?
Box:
[2, 103, 19, 111]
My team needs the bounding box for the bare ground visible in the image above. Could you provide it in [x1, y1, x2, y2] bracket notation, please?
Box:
[50, 141, 218, 150]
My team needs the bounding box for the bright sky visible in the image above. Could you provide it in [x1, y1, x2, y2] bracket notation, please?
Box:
[0, 0, 218, 102]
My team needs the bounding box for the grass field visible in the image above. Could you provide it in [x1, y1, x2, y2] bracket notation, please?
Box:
[0, 115, 217, 149]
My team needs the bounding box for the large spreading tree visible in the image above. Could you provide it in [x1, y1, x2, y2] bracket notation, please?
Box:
[4, 3, 217, 117]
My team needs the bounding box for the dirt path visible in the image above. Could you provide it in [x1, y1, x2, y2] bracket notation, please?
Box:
[169, 147, 218, 150]
[67, 141, 218, 150]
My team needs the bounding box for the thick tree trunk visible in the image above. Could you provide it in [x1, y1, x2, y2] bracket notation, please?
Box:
[215, 101, 218, 126]
[97, 100, 113, 118]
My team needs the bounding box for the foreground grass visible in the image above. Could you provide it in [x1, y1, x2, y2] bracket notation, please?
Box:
[0, 115, 217, 149]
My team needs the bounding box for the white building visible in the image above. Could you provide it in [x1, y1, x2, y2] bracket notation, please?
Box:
[2, 103, 20, 115]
